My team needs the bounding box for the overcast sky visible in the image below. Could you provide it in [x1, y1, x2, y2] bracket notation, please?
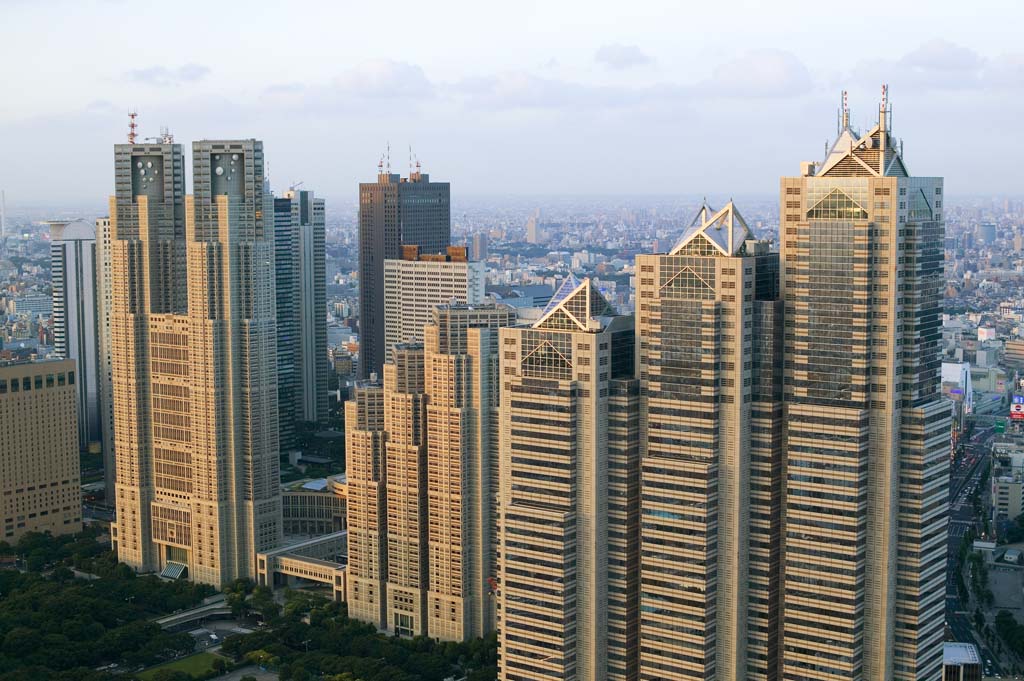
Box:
[2, 0, 1022, 205]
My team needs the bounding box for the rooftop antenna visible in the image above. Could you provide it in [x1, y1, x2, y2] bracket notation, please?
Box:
[160, 126, 174, 143]
[386, 142, 391, 173]
[378, 153, 384, 175]
[841, 90, 849, 130]
[128, 109, 138, 144]
[409, 145, 413, 175]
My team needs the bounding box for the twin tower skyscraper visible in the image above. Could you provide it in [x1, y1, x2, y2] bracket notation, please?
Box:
[109, 139, 327, 583]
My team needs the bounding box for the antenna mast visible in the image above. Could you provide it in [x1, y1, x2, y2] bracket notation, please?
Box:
[128, 110, 138, 144]
[841, 90, 849, 130]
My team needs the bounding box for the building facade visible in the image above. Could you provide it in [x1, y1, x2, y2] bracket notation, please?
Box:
[635, 203, 783, 680]
[95, 216, 116, 503]
[50, 220, 102, 453]
[384, 245, 485, 354]
[110, 139, 283, 586]
[424, 303, 517, 641]
[344, 382, 389, 628]
[274, 188, 328, 449]
[497, 276, 638, 681]
[779, 94, 949, 680]
[358, 168, 450, 379]
[0, 359, 82, 541]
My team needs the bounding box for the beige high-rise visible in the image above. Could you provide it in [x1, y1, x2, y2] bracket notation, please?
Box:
[346, 304, 516, 641]
[0, 359, 82, 542]
[384, 343, 430, 636]
[346, 382, 388, 627]
[424, 303, 516, 641]
[110, 139, 283, 586]
[497, 277, 639, 681]
[779, 92, 949, 680]
[635, 204, 783, 681]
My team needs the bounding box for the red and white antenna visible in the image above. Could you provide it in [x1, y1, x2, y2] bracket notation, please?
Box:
[128, 109, 138, 144]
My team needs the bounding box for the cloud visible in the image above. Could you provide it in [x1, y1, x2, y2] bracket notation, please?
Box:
[125, 63, 210, 87]
[851, 40, 1024, 92]
[697, 49, 814, 98]
[331, 60, 433, 99]
[595, 43, 653, 70]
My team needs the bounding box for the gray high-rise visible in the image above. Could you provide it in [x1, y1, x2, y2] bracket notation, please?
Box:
[274, 188, 328, 448]
[358, 167, 450, 379]
[50, 220, 102, 453]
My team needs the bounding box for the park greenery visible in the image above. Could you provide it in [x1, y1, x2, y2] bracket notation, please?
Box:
[220, 588, 498, 681]
[0, 529, 214, 680]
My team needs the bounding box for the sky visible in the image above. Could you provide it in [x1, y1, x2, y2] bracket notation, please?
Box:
[1, 0, 1023, 206]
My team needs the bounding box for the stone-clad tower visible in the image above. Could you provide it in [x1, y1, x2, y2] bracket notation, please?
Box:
[111, 138, 283, 586]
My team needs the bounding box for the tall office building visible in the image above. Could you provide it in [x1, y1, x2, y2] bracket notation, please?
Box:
[470, 231, 489, 261]
[345, 381, 389, 628]
[497, 276, 638, 681]
[50, 220, 102, 453]
[274, 188, 328, 450]
[779, 92, 949, 680]
[0, 359, 82, 542]
[635, 203, 783, 680]
[95, 216, 116, 503]
[384, 245, 485, 353]
[383, 343, 430, 636]
[346, 303, 516, 640]
[359, 167, 450, 379]
[424, 303, 517, 641]
[110, 139, 283, 586]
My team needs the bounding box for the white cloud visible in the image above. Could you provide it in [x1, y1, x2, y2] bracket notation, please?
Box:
[125, 63, 210, 86]
[594, 43, 653, 70]
[697, 50, 814, 98]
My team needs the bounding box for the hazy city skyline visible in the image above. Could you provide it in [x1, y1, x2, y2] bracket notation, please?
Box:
[2, 0, 1022, 205]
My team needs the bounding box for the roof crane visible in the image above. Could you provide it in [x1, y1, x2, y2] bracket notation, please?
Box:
[289, 180, 305, 191]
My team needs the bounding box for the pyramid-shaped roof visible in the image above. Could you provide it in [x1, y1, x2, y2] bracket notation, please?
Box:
[816, 91, 909, 178]
[534, 275, 616, 332]
[669, 200, 751, 257]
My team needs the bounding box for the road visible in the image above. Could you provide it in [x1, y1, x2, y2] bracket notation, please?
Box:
[946, 425, 1008, 678]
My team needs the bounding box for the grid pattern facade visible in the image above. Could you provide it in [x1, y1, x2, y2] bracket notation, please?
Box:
[96, 217, 116, 502]
[50, 223, 102, 453]
[384, 258, 485, 354]
[384, 344, 429, 637]
[497, 291, 636, 681]
[358, 172, 450, 379]
[425, 305, 516, 641]
[274, 189, 328, 448]
[0, 360, 82, 541]
[636, 242, 782, 681]
[345, 383, 388, 627]
[111, 140, 283, 587]
[779, 110, 949, 680]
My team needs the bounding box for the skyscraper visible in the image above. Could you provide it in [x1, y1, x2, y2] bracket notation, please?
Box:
[424, 303, 516, 641]
[274, 187, 328, 449]
[471, 231, 489, 261]
[345, 303, 517, 640]
[345, 380, 389, 628]
[497, 276, 638, 681]
[384, 245, 485, 353]
[110, 138, 283, 586]
[49, 220, 102, 453]
[635, 203, 783, 680]
[0, 359, 82, 542]
[779, 92, 949, 680]
[358, 167, 450, 379]
[95, 216, 116, 504]
[383, 342, 430, 636]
